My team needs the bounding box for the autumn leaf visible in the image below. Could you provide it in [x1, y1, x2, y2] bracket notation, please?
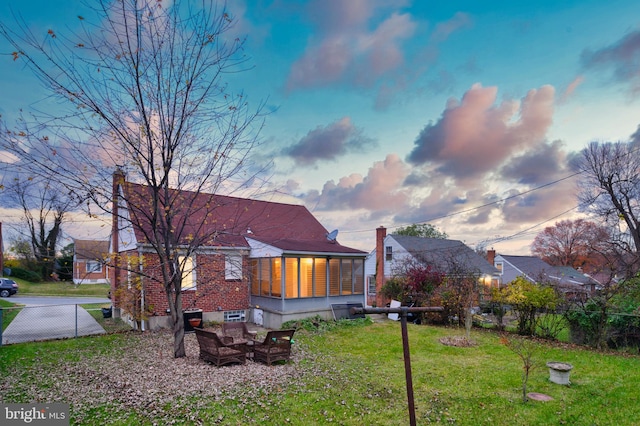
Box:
[47, 29, 56, 38]
[11, 51, 19, 61]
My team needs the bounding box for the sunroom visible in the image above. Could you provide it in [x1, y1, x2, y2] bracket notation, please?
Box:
[247, 238, 367, 328]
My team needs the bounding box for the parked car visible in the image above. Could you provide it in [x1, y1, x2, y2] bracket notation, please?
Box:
[0, 278, 19, 297]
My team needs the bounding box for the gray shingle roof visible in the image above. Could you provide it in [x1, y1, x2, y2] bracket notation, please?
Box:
[391, 235, 498, 275]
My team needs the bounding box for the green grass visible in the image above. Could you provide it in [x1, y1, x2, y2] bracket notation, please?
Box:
[1, 320, 639, 425]
[9, 277, 110, 297]
[0, 298, 22, 331]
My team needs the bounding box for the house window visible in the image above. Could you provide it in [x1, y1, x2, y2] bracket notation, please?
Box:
[179, 255, 195, 290]
[385, 246, 393, 261]
[341, 259, 353, 295]
[86, 261, 102, 273]
[329, 259, 340, 296]
[225, 254, 242, 280]
[354, 259, 364, 294]
[367, 275, 376, 295]
[496, 262, 503, 274]
[314, 258, 327, 297]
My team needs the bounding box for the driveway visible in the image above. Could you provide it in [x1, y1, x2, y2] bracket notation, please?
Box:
[2, 296, 111, 345]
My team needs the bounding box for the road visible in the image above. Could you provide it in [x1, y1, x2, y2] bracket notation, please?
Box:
[1, 295, 112, 345]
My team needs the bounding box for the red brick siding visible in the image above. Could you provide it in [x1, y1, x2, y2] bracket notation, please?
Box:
[114, 250, 250, 316]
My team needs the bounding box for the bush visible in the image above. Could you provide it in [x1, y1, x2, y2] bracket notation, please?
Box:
[7, 267, 42, 282]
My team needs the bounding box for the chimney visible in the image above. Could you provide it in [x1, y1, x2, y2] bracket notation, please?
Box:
[375, 226, 387, 307]
[487, 249, 496, 266]
[111, 168, 125, 311]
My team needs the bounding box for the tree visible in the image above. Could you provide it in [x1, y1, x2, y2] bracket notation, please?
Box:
[0, 1, 265, 357]
[393, 223, 448, 239]
[496, 276, 559, 336]
[3, 174, 78, 279]
[531, 218, 610, 271]
[575, 141, 640, 275]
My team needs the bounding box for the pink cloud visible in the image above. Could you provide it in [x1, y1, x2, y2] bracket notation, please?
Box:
[286, 2, 416, 92]
[430, 12, 472, 43]
[303, 154, 409, 211]
[407, 83, 556, 181]
[560, 75, 584, 103]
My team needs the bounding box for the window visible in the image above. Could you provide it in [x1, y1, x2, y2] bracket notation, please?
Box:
[271, 258, 282, 297]
[353, 259, 364, 294]
[341, 259, 353, 295]
[367, 275, 376, 295]
[329, 259, 340, 296]
[259, 259, 270, 296]
[385, 246, 393, 261]
[250, 256, 364, 299]
[496, 262, 503, 274]
[285, 258, 298, 298]
[250, 259, 259, 295]
[314, 258, 327, 297]
[225, 254, 242, 280]
[179, 256, 195, 290]
[86, 261, 102, 273]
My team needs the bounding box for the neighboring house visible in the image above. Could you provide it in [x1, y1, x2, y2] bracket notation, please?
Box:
[111, 175, 367, 330]
[493, 254, 597, 298]
[366, 227, 501, 307]
[73, 239, 110, 285]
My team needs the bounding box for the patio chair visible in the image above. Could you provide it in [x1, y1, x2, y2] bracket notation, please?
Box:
[253, 329, 296, 365]
[222, 322, 257, 343]
[194, 328, 247, 367]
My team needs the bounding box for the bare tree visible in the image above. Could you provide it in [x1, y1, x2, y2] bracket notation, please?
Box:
[531, 218, 610, 271]
[3, 175, 78, 279]
[576, 141, 640, 275]
[0, 0, 266, 357]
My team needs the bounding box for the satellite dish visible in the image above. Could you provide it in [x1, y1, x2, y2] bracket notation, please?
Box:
[326, 229, 339, 242]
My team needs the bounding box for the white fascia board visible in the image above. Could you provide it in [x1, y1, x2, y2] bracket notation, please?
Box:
[117, 192, 138, 252]
[246, 237, 283, 258]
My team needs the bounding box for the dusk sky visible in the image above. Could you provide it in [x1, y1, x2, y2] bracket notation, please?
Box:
[2, 0, 640, 255]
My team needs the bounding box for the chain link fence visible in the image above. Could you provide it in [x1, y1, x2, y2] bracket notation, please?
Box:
[1, 303, 131, 345]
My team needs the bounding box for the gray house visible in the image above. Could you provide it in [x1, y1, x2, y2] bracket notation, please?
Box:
[366, 227, 501, 307]
[493, 254, 597, 297]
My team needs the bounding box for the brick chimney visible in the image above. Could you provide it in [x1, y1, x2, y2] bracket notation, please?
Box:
[375, 226, 387, 307]
[487, 249, 496, 267]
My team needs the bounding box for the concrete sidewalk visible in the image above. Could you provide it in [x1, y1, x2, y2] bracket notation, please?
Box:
[2, 304, 106, 344]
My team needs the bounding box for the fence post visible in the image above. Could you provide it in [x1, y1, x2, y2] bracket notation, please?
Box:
[75, 304, 78, 338]
[0, 308, 3, 346]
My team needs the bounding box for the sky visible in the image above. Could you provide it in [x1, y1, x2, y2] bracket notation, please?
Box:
[1, 0, 640, 256]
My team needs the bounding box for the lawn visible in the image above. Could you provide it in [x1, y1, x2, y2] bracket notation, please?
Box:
[1, 319, 639, 425]
[10, 278, 111, 298]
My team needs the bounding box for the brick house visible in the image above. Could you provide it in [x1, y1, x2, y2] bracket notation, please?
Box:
[73, 239, 110, 285]
[111, 175, 367, 330]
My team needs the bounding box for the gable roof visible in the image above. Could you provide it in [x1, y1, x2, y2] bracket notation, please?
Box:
[390, 235, 499, 276]
[498, 254, 597, 287]
[74, 239, 110, 260]
[498, 255, 552, 281]
[121, 182, 365, 255]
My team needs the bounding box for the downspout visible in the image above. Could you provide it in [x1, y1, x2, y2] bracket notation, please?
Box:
[138, 245, 145, 331]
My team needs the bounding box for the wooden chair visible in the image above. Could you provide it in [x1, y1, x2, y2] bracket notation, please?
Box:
[253, 329, 296, 365]
[194, 328, 246, 367]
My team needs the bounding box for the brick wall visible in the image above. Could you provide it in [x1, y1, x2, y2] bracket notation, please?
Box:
[115, 250, 250, 316]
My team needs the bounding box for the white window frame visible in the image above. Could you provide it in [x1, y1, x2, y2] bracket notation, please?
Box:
[225, 254, 243, 280]
[86, 261, 102, 273]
